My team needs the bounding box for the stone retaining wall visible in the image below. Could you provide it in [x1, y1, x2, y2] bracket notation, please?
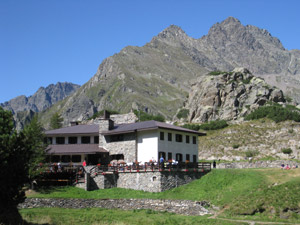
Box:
[217, 160, 299, 169]
[81, 171, 208, 192]
[18, 198, 214, 216]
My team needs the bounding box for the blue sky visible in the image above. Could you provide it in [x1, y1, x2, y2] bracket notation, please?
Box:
[1, 0, 300, 103]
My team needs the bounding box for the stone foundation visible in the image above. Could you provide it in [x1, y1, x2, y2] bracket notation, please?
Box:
[82, 171, 208, 192]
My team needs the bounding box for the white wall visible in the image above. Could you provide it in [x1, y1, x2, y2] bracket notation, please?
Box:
[137, 129, 199, 163]
[158, 129, 198, 162]
[137, 130, 158, 163]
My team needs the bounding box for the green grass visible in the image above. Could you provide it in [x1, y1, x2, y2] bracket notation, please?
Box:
[25, 169, 300, 223]
[20, 208, 246, 225]
[29, 170, 264, 206]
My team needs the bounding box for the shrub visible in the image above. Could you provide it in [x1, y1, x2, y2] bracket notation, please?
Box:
[133, 110, 165, 122]
[282, 148, 292, 155]
[176, 109, 189, 119]
[232, 144, 240, 149]
[182, 124, 201, 131]
[245, 149, 259, 158]
[242, 78, 252, 84]
[199, 120, 228, 130]
[208, 71, 226, 76]
[245, 105, 300, 123]
[88, 110, 119, 120]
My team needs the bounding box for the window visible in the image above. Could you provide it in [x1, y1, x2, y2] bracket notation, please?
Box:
[56, 137, 65, 144]
[168, 133, 172, 141]
[186, 154, 190, 162]
[160, 132, 164, 140]
[186, 135, 190, 143]
[61, 155, 71, 163]
[51, 155, 60, 162]
[110, 154, 124, 161]
[81, 136, 91, 144]
[168, 152, 172, 160]
[193, 155, 197, 163]
[193, 136, 197, 144]
[175, 134, 182, 142]
[45, 137, 52, 144]
[72, 155, 81, 162]
[159, 152, 166, 160]
[68, 136, 77, 144]
[176, 153, 183, 162]
[94, 136, 99, 144]
[110, 134, 124, 142]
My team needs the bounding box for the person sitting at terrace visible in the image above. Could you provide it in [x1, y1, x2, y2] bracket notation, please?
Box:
[285, 164, 290, 170]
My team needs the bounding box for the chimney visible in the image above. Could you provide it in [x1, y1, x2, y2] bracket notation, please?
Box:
[104, 110, 110, 120]
[98, 111, 114, 132]
[70, 121, 79, 126]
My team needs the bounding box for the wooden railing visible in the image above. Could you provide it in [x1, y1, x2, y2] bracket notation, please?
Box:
[89, 162, 211, 174]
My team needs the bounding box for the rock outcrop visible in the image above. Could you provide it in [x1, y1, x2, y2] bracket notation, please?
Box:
[185, 68, 287, 123]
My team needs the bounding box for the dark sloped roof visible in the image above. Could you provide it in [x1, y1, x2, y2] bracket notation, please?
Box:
[46, 144, 107, 154]
[45, 120, 205, 136]
[101, 120, 205, 136]
[45, 124, 99, 135]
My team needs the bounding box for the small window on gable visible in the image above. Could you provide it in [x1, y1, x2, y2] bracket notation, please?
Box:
[168, 133, 172, 141]
[193, 136, 197, 144]
[160, 132, 164, 141]
[186, 135, 190, 143]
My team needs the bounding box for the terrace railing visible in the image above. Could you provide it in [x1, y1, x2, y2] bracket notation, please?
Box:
[89, 162, 211, 175]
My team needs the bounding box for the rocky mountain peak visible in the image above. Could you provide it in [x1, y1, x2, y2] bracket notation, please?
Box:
[157, 25, 186, 38]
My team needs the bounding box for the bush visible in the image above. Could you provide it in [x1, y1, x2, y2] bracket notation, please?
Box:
[88, 110, 119, 120]
[282, 148, 292, 155]
[208, 71, 226, 76]
[199, 120, 228, 130]
[182, 124, 201, 131]
[232, 144, 240, 149]
[245, 105, 300, 123]
[176, 109, 189, 119]
[245, 149, 259, 158]
[133, 110, 165, 122]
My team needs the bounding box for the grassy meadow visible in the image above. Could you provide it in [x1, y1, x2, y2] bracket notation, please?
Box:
[21, 168, 300, 224]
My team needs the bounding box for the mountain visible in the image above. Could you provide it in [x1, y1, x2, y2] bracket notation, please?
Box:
[1, 82, 80, 129]
[39, 17, 300, 127]
[184, 68, 288, 123]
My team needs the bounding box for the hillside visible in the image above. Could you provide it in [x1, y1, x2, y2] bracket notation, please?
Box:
[198, 119, 300, 161]
[38, 17, 300, 127]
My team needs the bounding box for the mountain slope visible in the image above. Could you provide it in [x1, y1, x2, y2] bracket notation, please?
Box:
[39, 17, 300, 127]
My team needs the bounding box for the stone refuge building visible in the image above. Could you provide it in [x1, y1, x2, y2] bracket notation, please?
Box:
[45, 112, 205, 166]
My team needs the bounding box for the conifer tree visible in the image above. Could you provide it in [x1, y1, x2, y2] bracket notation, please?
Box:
[0, 107, 47, 224]
[50, 112, 63, 129]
